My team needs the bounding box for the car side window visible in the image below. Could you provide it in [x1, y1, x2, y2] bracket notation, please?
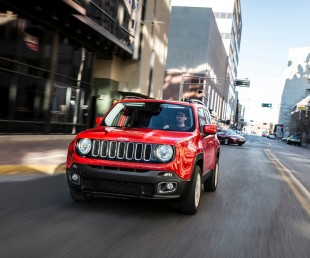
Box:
[203, 108, 212, 124]
[197, 107, 207, 132]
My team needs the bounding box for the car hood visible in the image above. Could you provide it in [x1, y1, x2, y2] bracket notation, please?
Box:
[230, 134, 245, 139]
[75, 126, 194, 145]
[219, 133, 244, 138]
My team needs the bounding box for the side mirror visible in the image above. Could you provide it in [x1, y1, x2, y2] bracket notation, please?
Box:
[95, 117, 103, 127]
[203, 124, 217, 134]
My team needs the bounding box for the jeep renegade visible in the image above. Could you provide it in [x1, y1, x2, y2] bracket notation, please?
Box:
[66, 98, 220, 214]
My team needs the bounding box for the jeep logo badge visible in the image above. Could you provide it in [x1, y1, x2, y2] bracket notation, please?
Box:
[118, 137, 129, 141]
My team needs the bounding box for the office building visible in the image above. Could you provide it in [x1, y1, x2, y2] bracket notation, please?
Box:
[278, 46, 310, 137]
[164, 0, 242, 124]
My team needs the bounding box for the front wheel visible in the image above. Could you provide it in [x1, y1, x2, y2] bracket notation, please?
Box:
[179, 165, 202, 215]
[204, 160, 219, 192]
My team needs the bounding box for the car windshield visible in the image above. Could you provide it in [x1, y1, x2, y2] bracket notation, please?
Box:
[102, 102, 195, 132]
[223, 130, 237, 135]
[291, 135, 301, 139]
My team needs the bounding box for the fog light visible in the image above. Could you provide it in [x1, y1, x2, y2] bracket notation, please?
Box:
[157, 182, 177, 194]
[72, 174, 79, 181]
[70, 173, 80, 185]
[166, 182, 174, 190]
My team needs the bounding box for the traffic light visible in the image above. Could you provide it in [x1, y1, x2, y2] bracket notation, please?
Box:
[261, 103, 272, 108]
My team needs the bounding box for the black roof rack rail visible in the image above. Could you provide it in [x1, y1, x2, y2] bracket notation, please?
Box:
[122, 96, 144, 99]
[182, 98, 205, 106]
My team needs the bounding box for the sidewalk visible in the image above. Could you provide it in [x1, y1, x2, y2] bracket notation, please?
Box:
[0, 134, 76, 175]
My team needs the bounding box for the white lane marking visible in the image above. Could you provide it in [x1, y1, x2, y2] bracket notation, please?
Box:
[257, 138, 270, 145]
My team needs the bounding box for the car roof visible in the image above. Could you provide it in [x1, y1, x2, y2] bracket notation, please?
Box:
[118, 97, 207, 108]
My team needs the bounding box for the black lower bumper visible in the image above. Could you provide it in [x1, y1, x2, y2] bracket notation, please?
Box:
[66, 163, 189, 200]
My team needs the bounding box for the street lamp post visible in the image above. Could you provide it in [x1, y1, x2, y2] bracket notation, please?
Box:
[197, 89, 208, 105]
[178, 68, 187, 101]
[179, 73, 184, 101]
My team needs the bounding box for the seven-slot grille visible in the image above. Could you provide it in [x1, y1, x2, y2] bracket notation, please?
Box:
[89, 140, 154, 162]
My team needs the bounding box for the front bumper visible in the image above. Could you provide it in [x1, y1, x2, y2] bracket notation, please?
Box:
[231, 138, 245, 144]
[66, 163, 189, 200]
[288, 140, 301, 145]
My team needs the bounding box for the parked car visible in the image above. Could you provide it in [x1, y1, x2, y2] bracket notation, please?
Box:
[66, 98, 220, 215]
[287, 135, 302, 146]
[267, 134, 276, 139]
[217, 129, 246, 146]
[233, 130, 244, 135]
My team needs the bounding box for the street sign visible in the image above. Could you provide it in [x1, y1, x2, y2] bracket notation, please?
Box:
[234, 79, 250, 87]
[261, 103, 272, 108]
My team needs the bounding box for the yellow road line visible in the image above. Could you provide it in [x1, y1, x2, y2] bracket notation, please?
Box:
[0, 165, 66, 175]
[265, 149, 310, 217]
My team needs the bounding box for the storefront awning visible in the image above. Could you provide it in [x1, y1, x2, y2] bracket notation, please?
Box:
[294, 95, 310, 110]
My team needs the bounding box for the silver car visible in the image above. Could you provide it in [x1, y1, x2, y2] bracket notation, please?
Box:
[286, 135, 302, 146]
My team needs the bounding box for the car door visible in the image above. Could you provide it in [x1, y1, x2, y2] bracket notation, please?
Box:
[197, 107, 214, 174]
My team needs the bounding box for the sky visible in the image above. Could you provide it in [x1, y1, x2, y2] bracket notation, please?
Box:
[236, 0, 310, 124]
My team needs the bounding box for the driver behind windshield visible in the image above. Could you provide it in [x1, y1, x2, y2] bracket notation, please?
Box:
[164, 111, 190, 131]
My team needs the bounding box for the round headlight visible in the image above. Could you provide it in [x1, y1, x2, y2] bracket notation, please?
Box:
[155, 145, 174, 162]
[77, 138, 92, 155]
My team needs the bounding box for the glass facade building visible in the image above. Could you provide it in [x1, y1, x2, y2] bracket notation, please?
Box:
[0, 0, 138, 134]
[0, 16, 94, 133]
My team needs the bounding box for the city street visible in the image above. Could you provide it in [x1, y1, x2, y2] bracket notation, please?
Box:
[0, 134, 309, 258]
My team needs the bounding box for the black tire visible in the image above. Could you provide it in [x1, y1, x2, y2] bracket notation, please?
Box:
[179, 165, 202, 215]
[204, 160, 219, 192]
[70, 190, 92, 203]
[224, 138, 229, 145]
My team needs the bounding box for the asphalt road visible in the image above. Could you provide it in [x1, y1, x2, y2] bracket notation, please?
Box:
[0, 134, 309, 258]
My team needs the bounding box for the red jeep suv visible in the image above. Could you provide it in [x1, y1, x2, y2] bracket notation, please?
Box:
[66, 98, 220, 214]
